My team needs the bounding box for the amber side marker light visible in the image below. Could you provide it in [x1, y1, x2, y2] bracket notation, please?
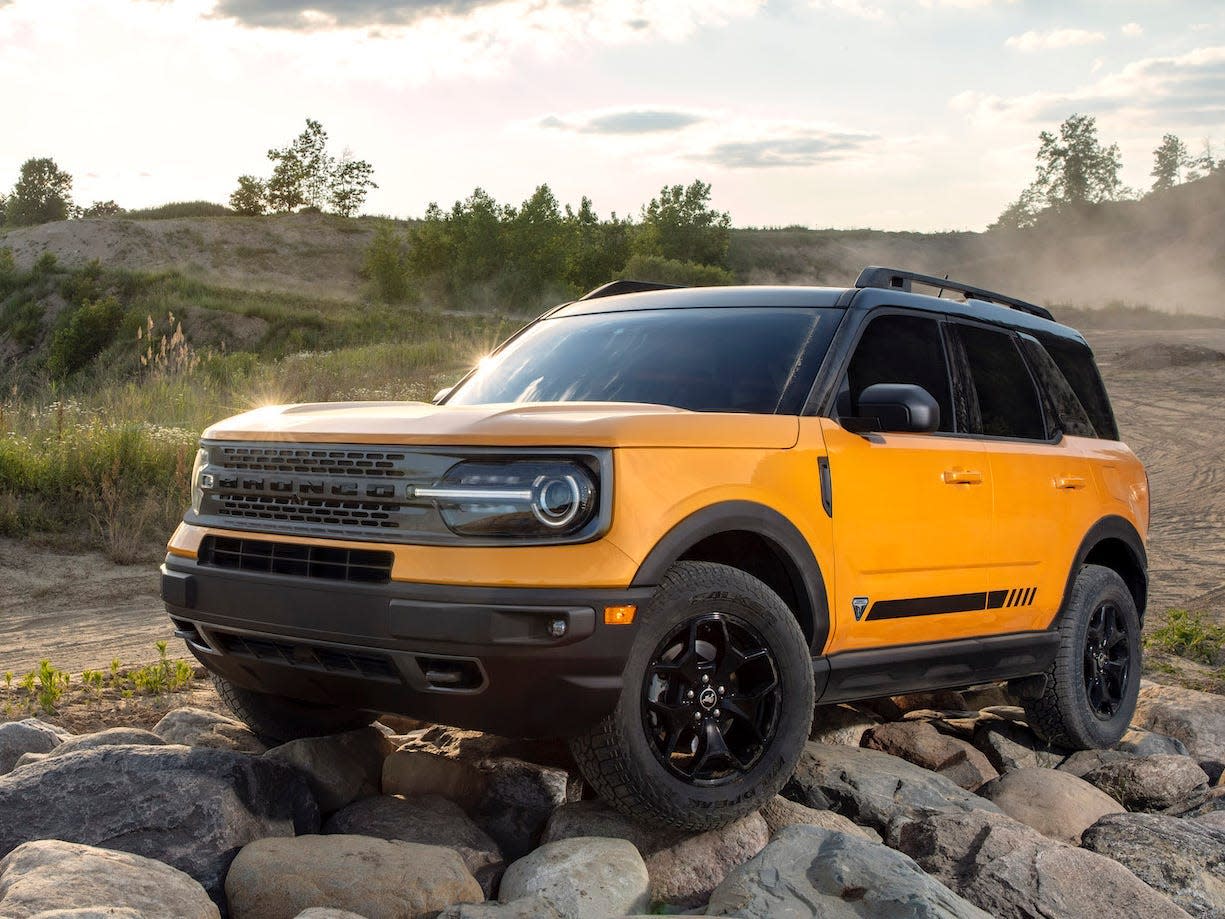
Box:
[604, 605, 637, 625]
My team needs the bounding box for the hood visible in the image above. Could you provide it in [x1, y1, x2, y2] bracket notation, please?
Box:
[202, 401, 799, 449]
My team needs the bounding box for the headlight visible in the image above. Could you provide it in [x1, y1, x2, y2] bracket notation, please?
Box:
[190, 447, 209, 515]
[413, 459, 598, 538]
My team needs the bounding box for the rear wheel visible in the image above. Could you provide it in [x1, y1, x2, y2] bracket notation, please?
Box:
[211, 673, 374, 743]
[570, 561, 814, 831]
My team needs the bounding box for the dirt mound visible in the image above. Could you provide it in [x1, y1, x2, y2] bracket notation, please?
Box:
[1117, 343, 1225, 371]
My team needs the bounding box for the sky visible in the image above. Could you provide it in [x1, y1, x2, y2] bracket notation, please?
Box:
[1, 0, 1222, 231]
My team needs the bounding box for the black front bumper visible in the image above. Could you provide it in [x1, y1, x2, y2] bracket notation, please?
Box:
[161, 554, 654, 737]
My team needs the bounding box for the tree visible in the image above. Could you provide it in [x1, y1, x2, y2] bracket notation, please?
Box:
[265, 119, 333, 213]
[328, 150, 377, 217]
[5, 157, 74, 226]
[1186, 140, 1222, 182]
[636, 180, 731, 267]
[229, 175, 267, 215]
[1031, 114, 1123, 209]
[1151, 134, 1189, 192]
[990, 185, 1042, 231]
[364, 225, 411, 303]
[80, 200, 124, 218]
[563, 196, 631, 291]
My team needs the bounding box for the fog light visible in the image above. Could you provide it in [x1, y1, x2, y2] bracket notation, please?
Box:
[604, 605, 637, 625]
[548, 619, 567, 638]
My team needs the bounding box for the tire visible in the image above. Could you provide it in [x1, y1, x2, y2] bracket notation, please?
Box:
[569, 561, 815, 831]
[211, 673, 374, 743]
[1022, 564, 1141, 749]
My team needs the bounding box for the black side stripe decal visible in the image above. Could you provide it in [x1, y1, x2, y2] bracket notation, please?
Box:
[866, 586, 1037, 620]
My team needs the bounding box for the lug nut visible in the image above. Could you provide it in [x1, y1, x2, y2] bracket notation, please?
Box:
[702, 674, 710, 684]
[713, 709, 721, 718]
[718, 685, 725, 694]
[694, 711, 702, 721]
[686, 689, 695, 699]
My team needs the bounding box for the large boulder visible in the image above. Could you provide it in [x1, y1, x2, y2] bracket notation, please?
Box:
[759, 795, 881, 843]
[498, 837, 649, 919]
[1116, 728, 1191, 757]
[1132, 684, 1225, 777]
[1057, 748, 1134, 778]
[706, 825, 990, 918]
[1081, 812, 1225, 919]
[225, 834, 482, 919]
[153, 707, 266, 754]
[41, 727, 167, 759]
[382, 750, 486, 810]
[970, 720, 1067, 773]
[1081, 755, 1210, 812]
[542, 800, 768, 910]
[473, 757, 569, 861]
[264, 728, 391, 814]
[0, 839, 219, 919]
[0, 719, 66, 774]
[784, 742, 1002, 834]
[889, 809, 1190, 919]
[0, 745, 318, 903]
[809, 704, 881, 746]
[861, 721, 999, 790]
[324, 794, 504, 897]
[976, 768, 1124, 844]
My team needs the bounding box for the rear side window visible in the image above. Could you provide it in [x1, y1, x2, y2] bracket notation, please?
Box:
[1036, 334, 1119, 440]
[842, 314, 955, 433]
[956, 324, 1046, 440]
[1018, 338, 1097, 438]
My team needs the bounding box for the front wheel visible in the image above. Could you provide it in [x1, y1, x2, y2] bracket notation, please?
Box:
[569, 561, 814, 831]
[1022, 564, 1141, 749]
[211, 674, 375, 744]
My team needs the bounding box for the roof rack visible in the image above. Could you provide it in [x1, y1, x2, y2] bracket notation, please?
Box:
[579, 279, 685, 301]
[855, 266, 1054, 322]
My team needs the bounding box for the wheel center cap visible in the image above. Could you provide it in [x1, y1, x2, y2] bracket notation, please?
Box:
[698, 687, 718, 710]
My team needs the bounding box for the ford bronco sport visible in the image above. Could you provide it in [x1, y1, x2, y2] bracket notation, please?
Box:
[162, 267, 1148, 829]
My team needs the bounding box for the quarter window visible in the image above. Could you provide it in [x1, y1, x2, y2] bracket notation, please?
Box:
[841, 314, 955, 433]
[957, 324, 1046, 440]
[1019, 338, 1097, 438]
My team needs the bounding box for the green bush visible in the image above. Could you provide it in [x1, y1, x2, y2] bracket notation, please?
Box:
[47, 296, 125, 378]
[1145, 608, 1225, 664]
[618, 254, 735, 287]
[364, 225, 411, 303]
[122, 201, 234, 219]
[0, 298, 44, 349]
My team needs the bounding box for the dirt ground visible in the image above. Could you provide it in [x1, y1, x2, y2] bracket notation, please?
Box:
[0, 325, 1222, 679]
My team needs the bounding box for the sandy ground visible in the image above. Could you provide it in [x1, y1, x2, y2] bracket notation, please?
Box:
[0, 326, 1222, 676]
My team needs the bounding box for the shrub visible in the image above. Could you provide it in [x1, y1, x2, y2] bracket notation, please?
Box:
[618, 253, 735, 287]
[0, 298, 44, 349]
[47, 296, 125, 378]
[123, 201, 234, 220]
[1145, 608, 1225, 664]
[364, 225, 411, 303]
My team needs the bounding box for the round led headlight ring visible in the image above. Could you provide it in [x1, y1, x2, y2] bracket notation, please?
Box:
[531, 474, 584, 529]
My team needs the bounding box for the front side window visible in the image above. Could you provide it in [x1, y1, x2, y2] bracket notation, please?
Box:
[448, 307, 838, 414]
[956, 324, 1046, 440]
[839, 314, 955, 432]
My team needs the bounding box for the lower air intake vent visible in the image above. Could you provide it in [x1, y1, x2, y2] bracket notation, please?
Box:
[199, 535, 393, 584]
[212, 632, 401, 683]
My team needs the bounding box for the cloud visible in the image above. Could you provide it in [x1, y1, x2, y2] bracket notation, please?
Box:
[542, 108, 707, 135]
[1121, 22, 1143, 37]
[811, 0, 1013, 23]
[212, 0, 505, 30]
[690, 129, 877, 168]
[1005, 28, 1105, 52]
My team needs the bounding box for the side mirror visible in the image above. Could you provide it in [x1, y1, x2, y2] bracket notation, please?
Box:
[850, 383, 940, 434]
[432, 387, 453, 405]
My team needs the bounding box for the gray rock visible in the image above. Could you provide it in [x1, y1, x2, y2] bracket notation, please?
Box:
[0, 839, 218, 919]
[1057, 748, 1134, 778]
[1081, 812, 1225, 919]
[0, 744, 318, 904]
[889, 809, 1191, 919]
[474, 757, 569, 861]
[970, 719, 1068, 773]
[976, 768, 1124, 844]
[1116, 728, 1191, 757]
[11, 752, 48, 770]
[759, 795, 881, 843]
[152, 707, 266, 754]
[1081, 755, 1210, 812]
[1196, 811, 1225, 832]
[1132, 684, 1225, 776]
[324, 794, 504, 897]
[810, 704, 881, 746]
[294, 911, 369, 919]
[438, 897, 564, 919]
[264, 727, 390, 814]
[784, 742, 1002, 834]
[706, 825, 990, 918]
[861, 721, 999, 790]
[43, 727, 167, 759]
[225, 835, 483, 919]
[542, 799, 768, 909]
[382, 750, 486, 809]
[498, 837, 649, 919]
[0, 720, 65, 774]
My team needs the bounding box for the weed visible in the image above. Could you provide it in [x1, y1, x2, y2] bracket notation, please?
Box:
[33, 659, 70, 714]
[128, 642, 194, 695]
[1145, 609, 1225, 665]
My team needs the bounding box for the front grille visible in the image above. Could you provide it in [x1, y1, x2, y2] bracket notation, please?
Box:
[212, 631, 401, 683]
[199, 535, 393, 583]
[215, 445, 408, 477]
[215, 495, 400, 530]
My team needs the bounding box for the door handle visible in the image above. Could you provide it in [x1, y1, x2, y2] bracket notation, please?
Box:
[942, 469, 983, 486]
[1055, 475, 1088, 490]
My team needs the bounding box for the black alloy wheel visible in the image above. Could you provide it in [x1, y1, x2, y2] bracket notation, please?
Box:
[1083, 601, 1131, 720]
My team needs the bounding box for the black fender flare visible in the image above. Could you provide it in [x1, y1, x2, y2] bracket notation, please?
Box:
[1059, 515, 1148, 623]
[630, 500, 831, 654]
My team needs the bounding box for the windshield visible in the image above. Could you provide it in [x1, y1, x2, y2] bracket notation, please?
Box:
[448, 306, 839, 414]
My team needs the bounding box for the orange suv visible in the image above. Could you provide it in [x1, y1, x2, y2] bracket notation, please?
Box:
[162, 268, 1149, 829]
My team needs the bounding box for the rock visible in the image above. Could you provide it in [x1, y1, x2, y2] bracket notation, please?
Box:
[264, 727, 390, 814]
[1132, 684, 1225, 776]
[10, 752, 47, 769]
[759, 795, 881, 843]
[0, 719, 65, 774]
[473, 757, 569, 861]
[294, 910, 369, 919]
[784, 742, 1002, 834]
[226, 834, 482, 919]
[0, 839, 219, 919]
[706, 825, 990, 918]
[395, 726, 576, 775]
[542, 800, 768, 910]
[809, 704, 881, 746]
[42, 727, 167, 759]
[382, 750, 486, 810]
[977, 768, 1124, 844]
[377, 714, 431, 734]
[970, 719, 1068, 773]
[890, 691, 970, 715]
[889, 809, 1191, 919]
[438, 898, 564, 919]
[1116, 728, 1191, 757]
[861, 721, 999, 790]
[152, 707, 266, 754]
[1057, 748, 1134, 778]
[1196, 811, 1225, 832]
[1081, 755, 1210, 812]
[1081, 812, 1225, 919]
[498, 837, 649, 919]
[1201, 760, 1225, 787]
[324, 795, 504, 897]
[0, 745, 318, 904]
[1181, 787, 1225, 818]
[960, 685, 1016, 710]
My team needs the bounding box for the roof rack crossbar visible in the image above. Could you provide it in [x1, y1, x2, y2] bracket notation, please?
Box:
[855, 267, 1054, 322]
[579, 279, 685, 301]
